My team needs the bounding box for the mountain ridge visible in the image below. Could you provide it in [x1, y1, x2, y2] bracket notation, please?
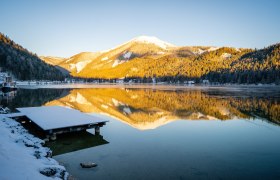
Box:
[18, 35, 280, 83]
[41, 36, 235, 76]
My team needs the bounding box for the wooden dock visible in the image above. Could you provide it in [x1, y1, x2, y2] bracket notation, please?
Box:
[5, 106, 108, 140]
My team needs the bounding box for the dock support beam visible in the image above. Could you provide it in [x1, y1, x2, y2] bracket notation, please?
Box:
[50, 133, 57, 141]
[95, 126, 100, 135]
[44, 135, 50, 142]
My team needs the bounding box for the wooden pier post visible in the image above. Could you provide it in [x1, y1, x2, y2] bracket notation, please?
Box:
[95, 126, 100, 135]
[50, 133, 57, 141]
[44, 135, 50, 142]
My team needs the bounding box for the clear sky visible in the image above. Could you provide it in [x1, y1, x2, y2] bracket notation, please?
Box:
[1, 0, 280, 57]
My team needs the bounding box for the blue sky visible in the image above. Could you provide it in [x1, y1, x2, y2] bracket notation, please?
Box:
[1, 0, 280, 57]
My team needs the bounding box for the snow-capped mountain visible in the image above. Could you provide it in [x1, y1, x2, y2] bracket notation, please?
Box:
[41, 35, 251, 78]
[42, 36, 178, 75]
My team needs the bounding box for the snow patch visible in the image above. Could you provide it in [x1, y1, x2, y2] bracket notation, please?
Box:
[112, 60, 120, 67]
[75, 60, 91, 73]
[221, 53, 232, 59]
[206, 115, 218, 120]
[135, 116, 175, 130]
[69, 64, 75, 70]
[101, 104, 109, 109]
[112, 60, 126, 67]
[101, 57, 109, 61]
[123, 107, 132, 114]
[132, 36, 176, 49]
[197, 48, 205, 54]
[194, 47, 220, 55]
[112, 98, 119, 106]
[235, 48, 241, 52]
[123, 51, 132, 59]
[112, 98, 124, 106]
[76, 92, 91, 105]
[98, 35, 175, 53]
[208, 47, 220, 51]
[69, 60, 91, 73]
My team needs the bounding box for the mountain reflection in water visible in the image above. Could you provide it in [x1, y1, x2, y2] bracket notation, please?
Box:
[43, 87, 280, 130]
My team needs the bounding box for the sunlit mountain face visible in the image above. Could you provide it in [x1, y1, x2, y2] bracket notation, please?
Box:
[44, 88, 280, 130]
[40, 36, 253, 79]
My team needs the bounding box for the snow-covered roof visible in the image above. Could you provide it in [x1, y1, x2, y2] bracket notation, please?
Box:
[17, 106, 108, 131]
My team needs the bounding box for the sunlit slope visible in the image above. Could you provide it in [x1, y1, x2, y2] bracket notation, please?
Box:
[40, 56, 66, 66]
[43, 36, 177, 76]
[82, 47, 250, 79]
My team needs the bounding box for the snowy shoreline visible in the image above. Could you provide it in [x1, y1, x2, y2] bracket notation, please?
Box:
[0, 116, 68, 180]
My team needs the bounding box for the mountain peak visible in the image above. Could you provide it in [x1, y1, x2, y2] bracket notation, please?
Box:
[130, 35, 176, 49]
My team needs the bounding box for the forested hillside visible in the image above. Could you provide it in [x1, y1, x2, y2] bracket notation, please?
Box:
[76, 45, 279, 84]
[0, 33, 66, 80]
[203, 44, 280, 84]
[75, 47, 252, 81]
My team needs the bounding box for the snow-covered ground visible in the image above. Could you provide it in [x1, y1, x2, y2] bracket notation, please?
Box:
[0, 116, 68, 180]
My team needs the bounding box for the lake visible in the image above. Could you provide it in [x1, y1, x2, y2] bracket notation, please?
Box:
[2, 85, 280, 180]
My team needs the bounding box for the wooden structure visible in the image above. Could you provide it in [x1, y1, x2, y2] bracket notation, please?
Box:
[4, 106, 108, 140]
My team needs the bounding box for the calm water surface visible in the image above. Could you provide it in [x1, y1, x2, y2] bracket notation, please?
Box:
[1, 86, 280, 180]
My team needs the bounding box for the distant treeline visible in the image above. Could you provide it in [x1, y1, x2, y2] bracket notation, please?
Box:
[71, 73, 280, 84]
[0, 33, 66, 80]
